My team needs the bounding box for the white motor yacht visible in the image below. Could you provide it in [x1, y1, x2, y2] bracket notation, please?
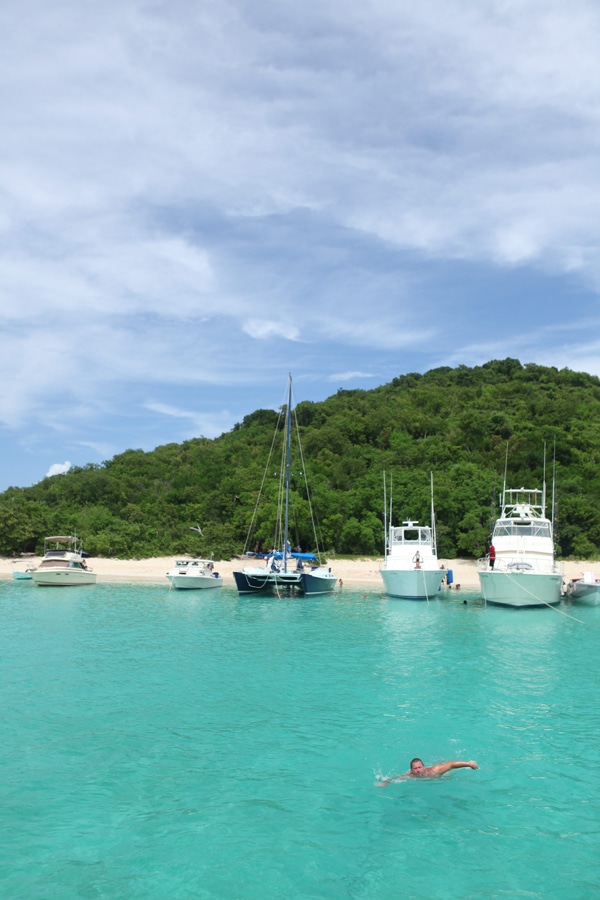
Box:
[32, 536, 96, 586]
[166, 558, 223, 590]
[478, 486, 562, 607]
[379, 473, 446, 600]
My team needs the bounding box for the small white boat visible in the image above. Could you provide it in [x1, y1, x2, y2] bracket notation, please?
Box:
[379, 473, 446, 600]
[477, 484, 562, 608]
[12, 569, 34, 581]
[32, 536, 96, 586]
[166, 558, 223, 590]
[566, 572, 600, 606]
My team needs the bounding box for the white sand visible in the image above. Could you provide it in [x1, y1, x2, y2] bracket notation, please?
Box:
[1, 555, 596, 588]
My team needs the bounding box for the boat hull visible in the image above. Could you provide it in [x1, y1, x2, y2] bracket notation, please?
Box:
[300, 569, 337, 595]
[233, 568, 303, 595]
[380, 567, 446, 600]
[566, 581, 600, 606]
[478, 571, 562, 607]
[32, 569, 97, 586]
[167, 574, 223, 590]
[233, 565, 336, 596]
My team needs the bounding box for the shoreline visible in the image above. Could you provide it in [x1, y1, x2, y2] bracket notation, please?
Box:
[2, 556, 596, 588]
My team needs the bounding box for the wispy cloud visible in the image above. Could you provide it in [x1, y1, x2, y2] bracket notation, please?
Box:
[144, 402, 235, 440]
[328, 372, 378, 382]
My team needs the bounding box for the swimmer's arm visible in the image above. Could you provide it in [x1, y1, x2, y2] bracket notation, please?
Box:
[377, 773, 412, 787]
[429, 760, 478, 776]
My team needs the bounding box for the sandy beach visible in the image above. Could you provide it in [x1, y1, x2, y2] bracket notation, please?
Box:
[2, 555, 596, 588]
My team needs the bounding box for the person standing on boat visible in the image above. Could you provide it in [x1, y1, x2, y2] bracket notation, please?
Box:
[489, 544, 496, 569]
[378, 757, 478, 786]
[413, 552, 422, 569]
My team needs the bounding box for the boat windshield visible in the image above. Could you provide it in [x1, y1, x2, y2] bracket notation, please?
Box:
[494, 521, 552, 538]
[390, 527, 432, 544]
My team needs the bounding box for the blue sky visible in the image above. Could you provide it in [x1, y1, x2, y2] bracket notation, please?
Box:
[2, 0, 600, 492]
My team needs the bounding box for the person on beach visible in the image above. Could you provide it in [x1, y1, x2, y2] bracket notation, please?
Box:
[378, 757, 478, 786]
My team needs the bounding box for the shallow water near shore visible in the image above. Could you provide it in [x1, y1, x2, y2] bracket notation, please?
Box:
[1, 580, 598, 898]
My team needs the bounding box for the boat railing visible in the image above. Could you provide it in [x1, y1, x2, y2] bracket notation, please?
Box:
[477, 556, 563, 575]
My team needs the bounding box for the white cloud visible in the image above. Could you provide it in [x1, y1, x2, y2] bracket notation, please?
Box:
[46, 461, 72, 477]
[243, 320, 301, 341]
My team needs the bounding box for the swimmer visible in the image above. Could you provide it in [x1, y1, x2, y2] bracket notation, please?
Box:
[378, 757, 478, 786]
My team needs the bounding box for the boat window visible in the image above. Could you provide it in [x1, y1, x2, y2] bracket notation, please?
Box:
[494, 522, 551, 538]
[390, 528, 432, 544]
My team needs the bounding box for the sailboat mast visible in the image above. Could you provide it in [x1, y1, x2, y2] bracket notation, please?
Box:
[542, 442, 547, 516]
[502, 442, 508, 510]
[430, 471, 437, 556]
[383, 472, 388, 554]
[284, 375, 292, 573]
[551, 435, 557, 540]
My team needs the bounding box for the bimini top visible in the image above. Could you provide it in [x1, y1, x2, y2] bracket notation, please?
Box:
[43, 535, 84, 555]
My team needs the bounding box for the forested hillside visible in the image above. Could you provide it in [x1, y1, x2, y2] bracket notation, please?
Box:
[2, 358, 600, 560]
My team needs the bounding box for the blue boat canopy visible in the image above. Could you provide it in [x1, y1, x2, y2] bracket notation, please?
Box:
[250, 551, 317, 561]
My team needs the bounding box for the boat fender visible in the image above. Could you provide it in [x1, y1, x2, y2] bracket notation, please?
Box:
[447, 569, 453, 585]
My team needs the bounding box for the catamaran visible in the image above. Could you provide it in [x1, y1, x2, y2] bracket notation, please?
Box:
[233, 376, 336, 597]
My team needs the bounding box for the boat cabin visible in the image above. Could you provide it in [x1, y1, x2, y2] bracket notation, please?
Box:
[493, 520, 552, 539]
[388, 521, 433, 550]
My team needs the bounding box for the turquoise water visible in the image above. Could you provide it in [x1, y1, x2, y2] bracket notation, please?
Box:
[1, 581, 598, 899]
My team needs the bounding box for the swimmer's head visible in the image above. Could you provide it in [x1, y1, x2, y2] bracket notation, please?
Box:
[410, 758, 425, 776]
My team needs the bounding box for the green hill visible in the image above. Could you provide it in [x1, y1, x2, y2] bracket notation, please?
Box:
[2, 358, 600, 560]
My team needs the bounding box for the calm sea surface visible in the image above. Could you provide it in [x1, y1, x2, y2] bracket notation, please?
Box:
[1, 581, 598, 899]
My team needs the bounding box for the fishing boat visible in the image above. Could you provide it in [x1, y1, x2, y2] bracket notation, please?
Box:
[233, 376, 336, 597]
[379, 473, 447, 600]
[565, 572, 600, 606]
[477, 484, 562, 608]
[32, 535, 96, 586]
[166, 558, 223, 590]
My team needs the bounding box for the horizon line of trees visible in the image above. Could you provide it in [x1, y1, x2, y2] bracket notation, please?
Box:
[2, 358, 600, 560]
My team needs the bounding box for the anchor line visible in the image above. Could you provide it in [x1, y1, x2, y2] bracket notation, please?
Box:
[498, 570, 584, 623]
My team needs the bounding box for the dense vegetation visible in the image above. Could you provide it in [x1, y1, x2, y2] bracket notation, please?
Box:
[2, 359, 600, 560]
